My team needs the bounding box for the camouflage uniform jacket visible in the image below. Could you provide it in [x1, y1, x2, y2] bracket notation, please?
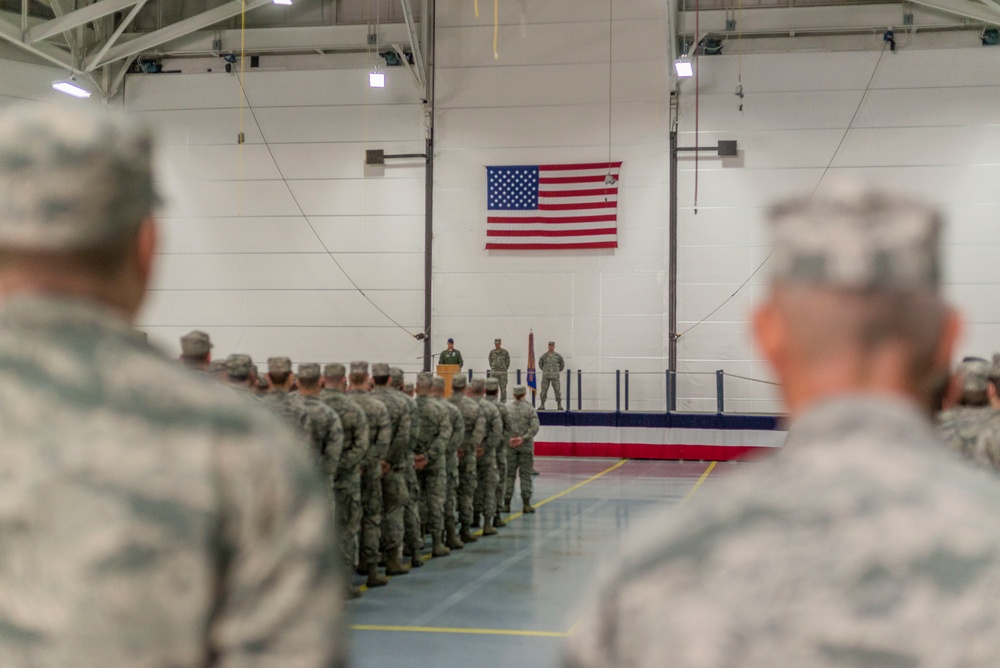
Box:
[439, 349, 463, 367]
[317, 387, 370, 480]
[973, 412, 1000, 473]
[478, 397, 504, 458]
[538, 350, 565, 376]
[489, 396, 513, 445]
[413, 396, 453, 465]
[450, 394, 487, 457]
[489, 348, 510, 372]
[0, 296, 346, 666]
[261, 389, 312, 442]
[440, 398, 465, 459]
[936, 405, 994, 462]
[348, 388, 392, 467]
[509, 399, 540, 443]
[371, 385, 412, 468]
[299, 394, 345, 477]
[564, 395, 1000, 668]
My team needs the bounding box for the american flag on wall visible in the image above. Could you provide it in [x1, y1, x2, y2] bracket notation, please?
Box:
[485, 161, 622, 250]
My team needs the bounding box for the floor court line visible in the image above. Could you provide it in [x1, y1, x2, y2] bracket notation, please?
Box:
[352, 459, 719, 638]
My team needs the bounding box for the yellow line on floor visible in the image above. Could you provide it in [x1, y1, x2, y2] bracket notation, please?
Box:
[680, 461, 716, 505]
[351, 624, 568, 638]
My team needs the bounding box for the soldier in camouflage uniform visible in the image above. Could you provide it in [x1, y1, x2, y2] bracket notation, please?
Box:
[319, 363, 370, 598]
[433, 376, 466, 549]
[538, 340, 565, 410]
[260, 357, 312, 442]
[0, 102, 346, 665]
[486, 377, 512, 527]
[207, 358, 228, 381]
[489, 338, 511, 401]
[294, 363, 345, 498]
[222, 353, 257, 395]
[348, 361, 393, 588]
[391, 367, 425, 568]
[449, 374, 485, 543]
[563, 187, 1000, 668]
[472, 378, 502, 535]
[505, 385, 540, 513]
[370, 362, 413, 575]
[936, 357, 994, 463]
[413, 372, 454, 556]
[179, 330, 212, 371]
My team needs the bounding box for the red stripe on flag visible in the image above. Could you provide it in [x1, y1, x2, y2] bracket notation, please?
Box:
[538, 162, 623, 171]
[539, 188, 618, 198]
[486, 241, 618, 250]
[487, 228, 617, 238]
[538, 201, 616, 211]
[539, 175, 612, 185]
[487, 215, 617, 224]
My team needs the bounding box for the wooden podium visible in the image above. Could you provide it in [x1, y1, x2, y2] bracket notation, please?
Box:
[437, 364, 461, 397]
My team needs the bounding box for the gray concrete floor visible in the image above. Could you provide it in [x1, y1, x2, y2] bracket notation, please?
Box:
[348, 457, 735, 667]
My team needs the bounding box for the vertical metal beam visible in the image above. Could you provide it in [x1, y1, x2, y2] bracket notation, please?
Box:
[422, 0, 435, 371]
[667, 87, 679, 412]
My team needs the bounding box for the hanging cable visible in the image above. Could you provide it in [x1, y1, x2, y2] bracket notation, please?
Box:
[237, 0, 247, 215]
[693, 0, 700, 215]
[493, 0, 499, 59]
[474, 0, 479, 18]
[736, 0, 744, 112]
[678, 43, 889, 339]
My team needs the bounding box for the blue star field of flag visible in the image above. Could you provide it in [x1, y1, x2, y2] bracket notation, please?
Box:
[487, 165, 539, 210]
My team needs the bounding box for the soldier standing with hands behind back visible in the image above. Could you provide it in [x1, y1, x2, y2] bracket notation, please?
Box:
[489, 338, 511, 402]
[538, 341, 565, 410]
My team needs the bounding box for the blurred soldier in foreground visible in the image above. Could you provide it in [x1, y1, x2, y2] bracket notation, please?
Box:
[563, 187, 1000, 667]
[489, 338, 510, 401]
[936, 357, 993, 462]
[486, 377, 511, 528]
[538, 340, 565, 410]
[449, 375, 484, 544]
[433, 376, 466, 549]
[319, 363, 370, 598]
[505, 386, 539, 513]
[472, 378, 502, 535]
[0, 103, 345, 665]
[178, 329, 212, 370]
[370, 362, 413, 575]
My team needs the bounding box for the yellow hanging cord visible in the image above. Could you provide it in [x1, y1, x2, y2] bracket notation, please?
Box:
[237, 0, 246, 214]
[493, 0, 499, 59]
[474, 0, 479, 18]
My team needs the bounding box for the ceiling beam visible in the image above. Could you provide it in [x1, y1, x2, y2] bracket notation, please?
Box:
[906, 0, 1000, 24]
[28, 0, 140, 44]
[399, 0, 425, 90]
[0, 14, 72, 70]
[86, 0, 147, 71]
[87, 0, 273, 70]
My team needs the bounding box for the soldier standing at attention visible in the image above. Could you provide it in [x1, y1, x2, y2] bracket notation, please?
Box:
[0, 102, 346, 664]
[413, 373, 453, 557]
[370, 363, 413, 576]
[486, 377, 512, 528]
[538, 340, 565, 410]
[348, 361, 392, 589]
[178, 330, 212, 371]
[318, 363, 370, 598]
[563, 187, 1000, 668]
[260, 357, 311, 442]
[489, 338, 511, 401]
[439, 337, 464, 368]
[222, 353, 257, 394]
[505, 386, 540, 514]
[450, 375, 485, 544]
[472, 378, 502, 535]
[390, 367, 425, 568]
[936, 357, 994, 463]
[433, 376, 466, 549]
[293, 363, 345, 504]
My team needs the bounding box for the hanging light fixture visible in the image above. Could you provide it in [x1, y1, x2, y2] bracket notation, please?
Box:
[674, 53, 693, 78]
[52, 77, 91, 98]
[272, 0, 292, 5]
[369, 69, 385, 88]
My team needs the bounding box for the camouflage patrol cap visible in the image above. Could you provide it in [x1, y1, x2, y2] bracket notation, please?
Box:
[371, 362, 390, 377]
[548, 341, 555, 346]
[268, 357, 292, 375]
[225, 353, 252, 380]
[451, 375, 468, 390]
[767, 185, 942, 289]
[485, 378, 500, 391]
[431, 376, 445, 391]
[350, 361, 369, 376]
[323, 363, 346, 380]
[470, 378, 486, 393]
[958, 358, 991, 394]
[390, 367, 404, 384]
[513, 385, 527, 396]
[180, 330, 212, 356]
[0, 103, 159, 251]
[416, 372, 434, 390]
[297, 363, 321, 382]
[403, 383, 414, 394]
[495, 338, 502, 344]
[208, 359, 226, 374]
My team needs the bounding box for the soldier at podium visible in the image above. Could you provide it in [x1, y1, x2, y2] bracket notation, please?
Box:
[439, 338, 463, 368]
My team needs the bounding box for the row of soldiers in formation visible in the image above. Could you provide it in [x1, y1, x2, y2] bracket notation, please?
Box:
[180, 331, 540, 598]
[936, 354, 1000, 470]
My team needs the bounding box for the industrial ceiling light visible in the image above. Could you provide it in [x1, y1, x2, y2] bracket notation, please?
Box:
[52, 77, 91, 98]
[674, 54, 693, 78]
[272, 0, 292, 5]
[369, 69, 385, 88]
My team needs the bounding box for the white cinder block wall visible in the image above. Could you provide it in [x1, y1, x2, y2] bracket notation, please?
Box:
[0, 7, 998, 414]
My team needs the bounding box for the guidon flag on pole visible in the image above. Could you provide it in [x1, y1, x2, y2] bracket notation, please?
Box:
[485, 161, 622, 250]
[526, 330, 537, 395]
